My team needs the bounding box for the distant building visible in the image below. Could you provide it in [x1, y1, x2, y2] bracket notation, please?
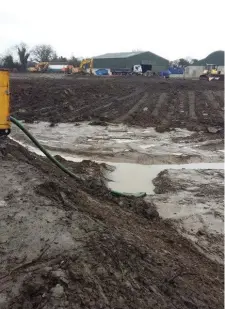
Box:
[93, 51, 169, 72]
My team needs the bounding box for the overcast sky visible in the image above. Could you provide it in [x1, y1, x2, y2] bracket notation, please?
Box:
[1, 0, 224, 61]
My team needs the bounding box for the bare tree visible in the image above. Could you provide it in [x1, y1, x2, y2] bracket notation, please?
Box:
[51, 54, 68, 62]
[190, 58, 198, 65]
[170, 58, 192, 68]
[68, 56, 80, 66]
[178, 58, 190, 67]
[17, 43, 30, 71]
[31, 44, 56, 62]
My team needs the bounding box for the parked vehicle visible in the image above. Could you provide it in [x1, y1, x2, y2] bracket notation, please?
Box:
[199, 64, 224, 81]
[111, 61, 153, 76]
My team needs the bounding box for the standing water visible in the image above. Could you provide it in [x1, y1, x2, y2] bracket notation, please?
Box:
[107, 162, 224, 195]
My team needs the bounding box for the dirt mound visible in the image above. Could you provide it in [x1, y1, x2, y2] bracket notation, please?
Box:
[11, 76, 224, 132]
[0, 139, 223, 308]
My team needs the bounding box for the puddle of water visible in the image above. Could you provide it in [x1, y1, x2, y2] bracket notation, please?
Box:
[107, 162, 224, 195]
[11, 137, 224, 195]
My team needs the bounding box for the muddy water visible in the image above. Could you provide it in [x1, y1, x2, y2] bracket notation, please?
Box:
[10, 122, 224, 195]
[107, 162, 224, 194]
[10, 123, 224, 264]
[11, 122, 224, 164]
[11, 137, 224, 195]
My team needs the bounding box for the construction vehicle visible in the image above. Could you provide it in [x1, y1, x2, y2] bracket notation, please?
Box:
[199, 64, 224, 81]
[27, 62, 49, 73]
[65, 58, 93, 75]
[111, 62, 153, 76]
[79, 58, 93, 74]
[0, 70, 10, 136]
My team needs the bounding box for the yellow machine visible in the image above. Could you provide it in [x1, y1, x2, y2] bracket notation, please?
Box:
[199, 64, 224, 81]
[79, 58, 93, 74]
[0, 70, 10, 136]
[28, 62, 49, 73]
[65, 58, 94, 75]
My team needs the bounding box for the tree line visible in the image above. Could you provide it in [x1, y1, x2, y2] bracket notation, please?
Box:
[0, 42, 200, 71]
[0, 43, 80, 71]
[169, 57, 199, 68]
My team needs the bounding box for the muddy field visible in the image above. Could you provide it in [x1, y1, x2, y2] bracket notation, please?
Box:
[0, 139, 224, 309]
[11, 75, 224, 132]
[0, 74, 224, 308]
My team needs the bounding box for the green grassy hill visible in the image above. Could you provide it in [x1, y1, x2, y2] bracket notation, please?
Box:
[196, 50, 224, 65]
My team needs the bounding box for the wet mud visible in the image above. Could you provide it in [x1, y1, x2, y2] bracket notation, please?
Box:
[0, 74, 224, 308]
[0, 139, 224, 308]
[11, 75, 224, 132]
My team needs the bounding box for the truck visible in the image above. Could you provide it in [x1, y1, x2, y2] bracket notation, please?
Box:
[111, 61, 153, 76]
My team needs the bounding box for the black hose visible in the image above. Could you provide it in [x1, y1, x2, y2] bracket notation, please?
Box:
[10, 116, 80, 180]
[10, 116, 146, 197]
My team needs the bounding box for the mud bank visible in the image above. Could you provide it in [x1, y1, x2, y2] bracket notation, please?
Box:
[0, 139, 224, 308]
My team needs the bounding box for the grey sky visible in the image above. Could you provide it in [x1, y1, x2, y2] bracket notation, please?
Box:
[1, 0, 224, 60]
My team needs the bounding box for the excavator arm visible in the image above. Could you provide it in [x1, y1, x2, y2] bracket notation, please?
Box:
[79, 58, 93, 74]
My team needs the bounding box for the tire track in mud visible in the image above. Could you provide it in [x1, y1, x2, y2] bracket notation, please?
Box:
[188, 91, 197, 121]
[203, 91, 223, 115]
[91, 88, 144, 115]
[213, 90, 224, 107]
[115, 92, 149, 122]
[167, 93, 176, 125]
[203, 90, 224, 125]
[146, 93, 158, 111]
[152, 93, 168, 118]
[177, 91, 188, 124]
[195, 91, 212, 125]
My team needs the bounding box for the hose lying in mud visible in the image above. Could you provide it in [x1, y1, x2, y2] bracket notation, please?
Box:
[10, 116, 81, 181]
[10, 116, 146, 198]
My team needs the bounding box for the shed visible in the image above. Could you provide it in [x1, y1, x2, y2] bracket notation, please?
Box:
[93, 51, 169, 72]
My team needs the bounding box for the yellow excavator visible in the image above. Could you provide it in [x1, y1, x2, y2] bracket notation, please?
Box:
[65, 58, 93, 75]
[79, 58, 93, 74]
[199, 64, 224, 81]
[27, 62, 49, 73]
